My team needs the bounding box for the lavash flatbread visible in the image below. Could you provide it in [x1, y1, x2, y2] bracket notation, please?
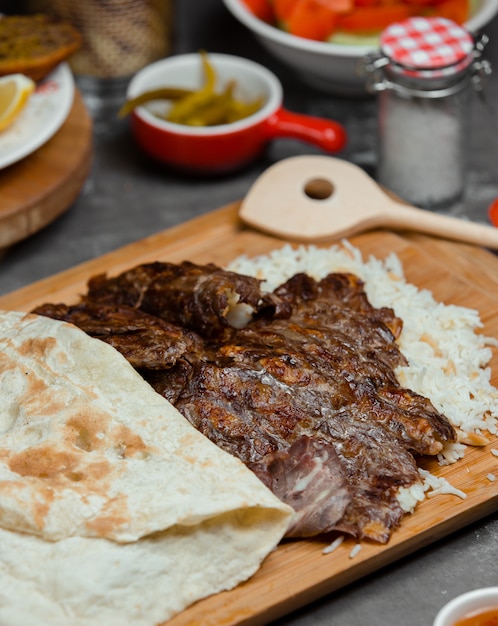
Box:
[0, 311, 293, 624]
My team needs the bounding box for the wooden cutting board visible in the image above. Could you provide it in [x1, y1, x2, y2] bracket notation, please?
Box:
[0, 203, 497, 626]
[0, 89, 92, 250]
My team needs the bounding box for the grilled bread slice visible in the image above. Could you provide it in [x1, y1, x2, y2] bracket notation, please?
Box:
[0, 14, 81, 81]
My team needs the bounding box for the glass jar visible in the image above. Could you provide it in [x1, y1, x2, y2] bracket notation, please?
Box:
[363, 17, 491, 210]
[26, 0, 173, 127]
[27, 0, 173, 79]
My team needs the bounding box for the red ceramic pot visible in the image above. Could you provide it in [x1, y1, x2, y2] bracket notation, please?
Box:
[127, 53, 347, 175]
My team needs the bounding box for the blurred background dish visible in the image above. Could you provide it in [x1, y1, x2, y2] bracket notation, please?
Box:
[126, 52, 347, 174]
[467, 0, 498, 29]
[26, 0, 173, 125]
[222, 0, 498, 95]
[433, 587, 498, 626]
[0, 62, 74, 169]
[26, 0, 172, 80]
[0, 13, 81, 82]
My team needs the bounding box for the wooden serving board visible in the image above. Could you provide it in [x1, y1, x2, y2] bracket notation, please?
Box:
[0, 89, 92, 250]
[0, 203, 497, 626]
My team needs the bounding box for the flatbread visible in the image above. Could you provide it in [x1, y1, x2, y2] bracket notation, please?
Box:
[0, 311, 293, 624]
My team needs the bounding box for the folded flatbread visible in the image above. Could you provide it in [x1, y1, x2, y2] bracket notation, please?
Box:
[0, 311, 293, 625]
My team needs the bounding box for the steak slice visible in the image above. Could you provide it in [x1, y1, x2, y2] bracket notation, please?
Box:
[32, 301, 205, 370]
[269, 272, 456, 455]
[85, 261, 291, 338]
[174, 360, 351, 538]
[317, 410, 420, 542]
[173, 340, 423, 541]
[274, 272, 404, 368]
[248, 436, 352, 539]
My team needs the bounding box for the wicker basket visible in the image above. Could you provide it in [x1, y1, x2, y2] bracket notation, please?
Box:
[27, 0, 172, 78]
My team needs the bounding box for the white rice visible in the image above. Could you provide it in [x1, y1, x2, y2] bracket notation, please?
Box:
[227, 241, 498, 506]
[349, 544, 362, 559]
[322, 535, 345, 555]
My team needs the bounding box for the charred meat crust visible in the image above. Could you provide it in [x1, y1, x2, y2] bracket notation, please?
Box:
[32, 301, 205, 370]
[85, 261, 291, 338]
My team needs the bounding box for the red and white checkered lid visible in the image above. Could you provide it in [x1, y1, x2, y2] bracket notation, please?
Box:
[380, 17, 474, 72]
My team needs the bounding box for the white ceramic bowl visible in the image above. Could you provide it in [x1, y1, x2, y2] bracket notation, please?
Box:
[222, 0, 498, 96]
[433, 587, 498, 626]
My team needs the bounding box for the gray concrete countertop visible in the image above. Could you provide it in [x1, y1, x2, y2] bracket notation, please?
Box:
[0, 2, 497, 625]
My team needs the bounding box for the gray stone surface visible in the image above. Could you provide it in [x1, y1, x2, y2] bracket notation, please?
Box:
[0, 2, 497, 624]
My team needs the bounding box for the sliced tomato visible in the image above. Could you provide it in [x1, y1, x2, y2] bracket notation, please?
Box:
[273, 0, 300, 21]
[287, 0, 341, 39]
[337, 4, 412, 32]
[241, 0, 275, 21]
[401, 0, 442, 5]
[429, 0, 469, 24]
[317, 0, 354, 12]
[273, 0, 470, 40]
[354, 0, 382, 6]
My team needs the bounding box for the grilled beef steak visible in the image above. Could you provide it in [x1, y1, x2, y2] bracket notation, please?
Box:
[32, 301, 206, 370]
[84, 261, 291, 338]
[33, 261, 457, 543]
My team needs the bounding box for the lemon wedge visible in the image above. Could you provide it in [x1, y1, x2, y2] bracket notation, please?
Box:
[0, 74, 35, 132]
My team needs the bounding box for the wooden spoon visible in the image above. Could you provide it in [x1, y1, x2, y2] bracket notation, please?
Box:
[239, 156, 498, 249]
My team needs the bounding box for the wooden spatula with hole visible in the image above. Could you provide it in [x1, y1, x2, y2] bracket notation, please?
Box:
[239, 156, 498, 249]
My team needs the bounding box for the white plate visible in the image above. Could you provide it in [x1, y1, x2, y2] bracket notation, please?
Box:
[0, 62, 75, 170]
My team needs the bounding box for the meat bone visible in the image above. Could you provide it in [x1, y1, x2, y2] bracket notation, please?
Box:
[239, 155, 498, 249]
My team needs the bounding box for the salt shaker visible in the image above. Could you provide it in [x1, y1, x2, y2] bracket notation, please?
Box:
[363, 17, 491, 209]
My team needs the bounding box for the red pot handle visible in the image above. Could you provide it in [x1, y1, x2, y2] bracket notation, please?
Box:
[488, 198, 498, 227]
[263, 106, 347, 153]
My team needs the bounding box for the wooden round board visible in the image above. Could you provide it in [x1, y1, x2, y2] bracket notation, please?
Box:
[0, 89, 92, 250]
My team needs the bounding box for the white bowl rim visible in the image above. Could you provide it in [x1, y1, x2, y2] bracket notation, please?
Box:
[466, 0, 498, 31]
[433, 587, 498, 626]
[222, 0, 498, 57]
[127, 52, 283, 136]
